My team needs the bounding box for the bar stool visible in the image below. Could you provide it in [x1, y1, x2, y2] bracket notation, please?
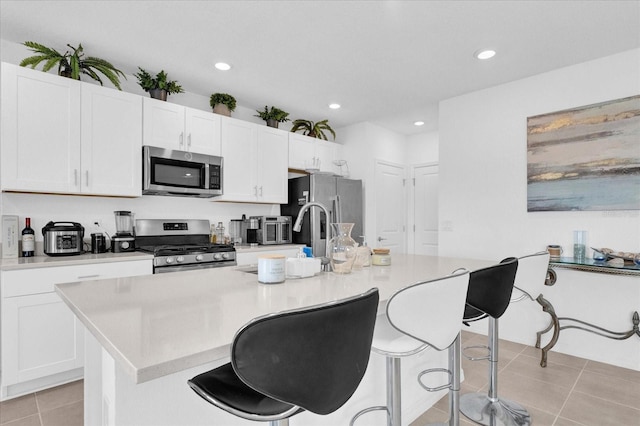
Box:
[188, 288, 379, 426]
[350, 270, 471, 426]
[510, 251, 551, 304]
[510, 251, 551, 367]
[459, 257, 530, 426]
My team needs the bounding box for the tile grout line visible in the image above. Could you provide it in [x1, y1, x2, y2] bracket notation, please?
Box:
[552, 361, 586, 426]
[34, 391, 43, 426]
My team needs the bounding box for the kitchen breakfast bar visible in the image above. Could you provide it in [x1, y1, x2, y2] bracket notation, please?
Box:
[55, 254, 493, 426]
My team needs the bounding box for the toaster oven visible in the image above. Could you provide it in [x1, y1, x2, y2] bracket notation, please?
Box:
[255, 216, 292, 245]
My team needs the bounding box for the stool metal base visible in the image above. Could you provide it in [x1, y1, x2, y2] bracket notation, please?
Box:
[459, 393, 531, 426]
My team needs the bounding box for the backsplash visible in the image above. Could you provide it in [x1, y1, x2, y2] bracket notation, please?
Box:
[1, 192, 279, 246]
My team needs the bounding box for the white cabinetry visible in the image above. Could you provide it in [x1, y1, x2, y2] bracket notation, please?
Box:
[218, 117, 288, 203]
[142, 97, 221, 156]
[0, 259, 152, 400]
[0, 62, 142, 197]
[288, 133, 337, 173]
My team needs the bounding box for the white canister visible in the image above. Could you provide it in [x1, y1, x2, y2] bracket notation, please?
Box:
[258, 254, 286, 284]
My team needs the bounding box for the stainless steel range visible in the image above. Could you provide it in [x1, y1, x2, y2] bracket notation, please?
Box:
[135, 219, 236, 273]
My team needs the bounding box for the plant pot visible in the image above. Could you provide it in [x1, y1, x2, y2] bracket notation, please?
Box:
[149, 89, 168, 101]
[212, 104, 231, 116]
[266, 119, 279, 128]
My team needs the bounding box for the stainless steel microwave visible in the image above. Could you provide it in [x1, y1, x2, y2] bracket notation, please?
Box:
[143, 146, 223, 197]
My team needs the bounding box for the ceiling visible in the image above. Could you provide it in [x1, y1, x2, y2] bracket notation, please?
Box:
[1, 1, 639, 135]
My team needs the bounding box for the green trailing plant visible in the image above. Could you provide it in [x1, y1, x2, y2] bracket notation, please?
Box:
[290, 119, 336, 141]
[210, 93, 237, 112]
[254, 106, 290, 123]
[19, 41, 125, 90]
[134, 67, 184, 94]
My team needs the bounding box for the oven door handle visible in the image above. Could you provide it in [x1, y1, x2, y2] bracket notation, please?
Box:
[154, 261, 236, 274]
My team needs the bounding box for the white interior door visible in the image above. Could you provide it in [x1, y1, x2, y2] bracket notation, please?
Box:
[375, 160, 406, 253]
[413, 164, 439, 255]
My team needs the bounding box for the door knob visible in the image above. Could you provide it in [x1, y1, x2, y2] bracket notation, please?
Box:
[377, 237, 387, 242]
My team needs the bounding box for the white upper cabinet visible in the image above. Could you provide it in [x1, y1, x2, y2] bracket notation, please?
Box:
[142, 97, 221, 156]
[288, 133, 337, 173]
[1, 62, 81, 193]
[1, 62, 142, 197]
[218, 117, 288, 203]
[81, 84, 142, 197]
[257, 126, 289, 203]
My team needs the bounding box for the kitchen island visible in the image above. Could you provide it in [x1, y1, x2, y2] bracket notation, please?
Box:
[56, 254, 493, 426]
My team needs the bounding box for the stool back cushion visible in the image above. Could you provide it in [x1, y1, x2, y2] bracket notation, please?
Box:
[387, 270, 470, 351]
[464, 258, 518, 320]
[513, 251, 550, 300]
[231, 288, 379, 415]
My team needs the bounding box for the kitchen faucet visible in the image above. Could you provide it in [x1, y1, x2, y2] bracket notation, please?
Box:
[293, 201, 331, 232]
[293, 202, 332, 270]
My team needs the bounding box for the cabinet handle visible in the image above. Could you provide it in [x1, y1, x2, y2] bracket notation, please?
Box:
[259, 186, 263, 196]
[187, 133, 192, 148]
[77, 274, 100, 279]
[179, 132, 184, 147]
[253, 186, 258, 196]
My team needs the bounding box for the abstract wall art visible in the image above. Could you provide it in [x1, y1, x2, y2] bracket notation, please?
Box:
[527, 95, 640, 211]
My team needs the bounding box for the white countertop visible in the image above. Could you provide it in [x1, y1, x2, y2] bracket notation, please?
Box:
[55, 254, 493, 384]
[0, 251, 153, 271]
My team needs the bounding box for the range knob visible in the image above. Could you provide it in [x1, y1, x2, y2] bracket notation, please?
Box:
[165, 257, 175, 264]
[176, 256, 185, 263]
[195, 254, 204, 261]
[213, 253, 222, 260]
[222, 253, 229, 259]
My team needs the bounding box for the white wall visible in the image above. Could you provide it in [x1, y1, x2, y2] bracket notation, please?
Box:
[439, 48, 640, 260]
[406, 130, 438, 164]
[439, 48, 640, 370]
[338, 122, 408, 246]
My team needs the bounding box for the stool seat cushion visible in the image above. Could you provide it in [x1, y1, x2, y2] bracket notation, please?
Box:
[189, 363, 298, 417]
[371, 313, 430, 357]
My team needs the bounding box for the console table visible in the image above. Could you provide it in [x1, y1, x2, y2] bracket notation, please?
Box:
[534, 257, 639, 367]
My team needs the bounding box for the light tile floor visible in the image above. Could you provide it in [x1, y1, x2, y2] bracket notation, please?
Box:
[1, 331, 638, 425]
[412, 331, 640, 426]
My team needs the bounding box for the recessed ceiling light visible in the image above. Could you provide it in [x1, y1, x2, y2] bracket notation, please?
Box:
[329, 103, 341, 109]
[215, 62, 231, 71]
[414, 121, 425, 126]
[475, 49, 496, 60]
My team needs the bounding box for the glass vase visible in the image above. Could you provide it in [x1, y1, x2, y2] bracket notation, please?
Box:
[328, 223, 358, 274]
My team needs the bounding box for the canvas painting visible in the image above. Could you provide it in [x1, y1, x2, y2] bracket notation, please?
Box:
[527, 95, 640, 211]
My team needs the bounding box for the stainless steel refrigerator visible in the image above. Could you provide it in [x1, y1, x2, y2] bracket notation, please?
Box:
[281, 174, 363, 258]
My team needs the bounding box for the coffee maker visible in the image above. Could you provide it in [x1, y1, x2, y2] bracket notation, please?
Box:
[241, 215, 259, 247]
[112, 211, 135, 252]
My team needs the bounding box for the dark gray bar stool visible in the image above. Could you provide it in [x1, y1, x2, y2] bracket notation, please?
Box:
[188, 288, 379, 426]
[350, 270, 471, 426]
[459, 257, 531, 426]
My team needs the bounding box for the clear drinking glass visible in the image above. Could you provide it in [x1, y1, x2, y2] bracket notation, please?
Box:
[573, 230, 587, 261]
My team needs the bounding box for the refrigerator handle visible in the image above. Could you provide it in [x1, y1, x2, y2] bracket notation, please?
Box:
[333, 195, 342, 223]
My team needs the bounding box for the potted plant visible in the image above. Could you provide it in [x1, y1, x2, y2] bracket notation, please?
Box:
[210, 93, 236, 116]
[134, 67, 184, 101]
[19, 41, 126, 90]
[254, 106, 290, 128]
[290, 119, 336, 141]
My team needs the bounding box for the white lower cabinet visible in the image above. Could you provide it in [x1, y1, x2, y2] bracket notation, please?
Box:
[0, 259, 152, 400]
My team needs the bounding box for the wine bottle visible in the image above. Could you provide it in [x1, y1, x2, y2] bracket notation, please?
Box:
[22, 217, 35, 257]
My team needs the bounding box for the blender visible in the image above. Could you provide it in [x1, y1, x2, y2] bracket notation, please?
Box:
[112, 211, 135, 252]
